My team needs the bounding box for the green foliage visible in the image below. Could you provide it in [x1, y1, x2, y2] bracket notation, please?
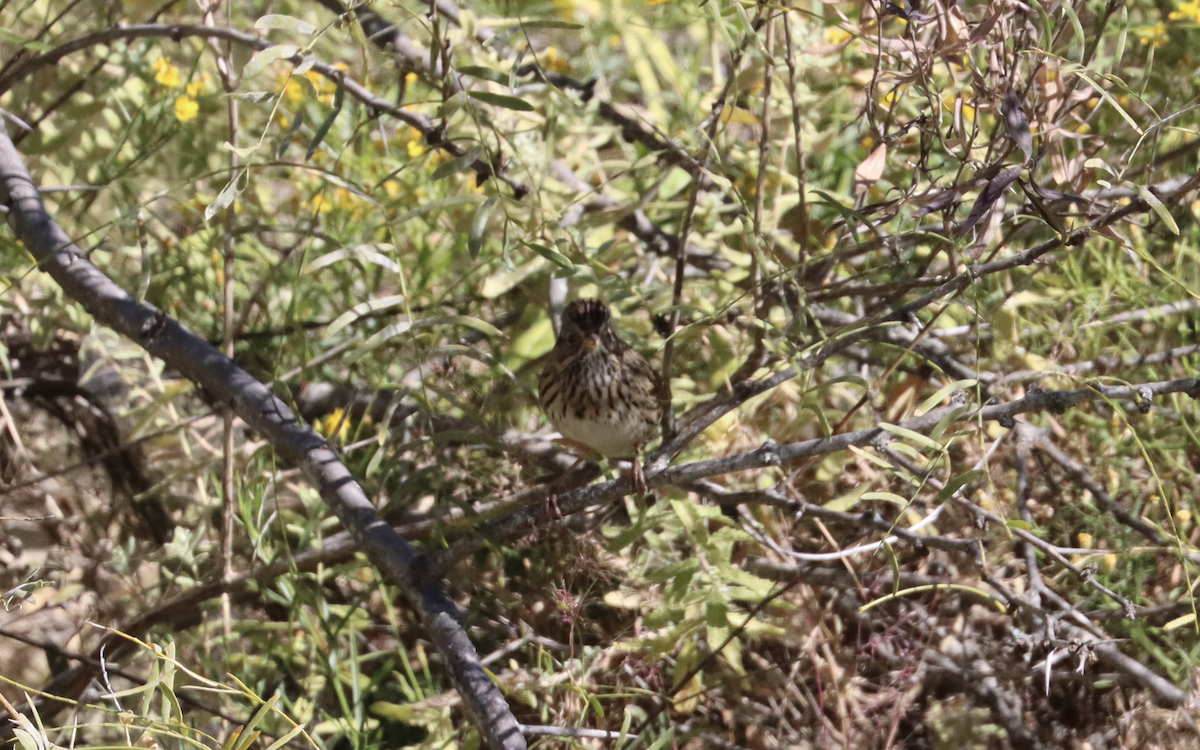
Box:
[2, 0, 1200, 748]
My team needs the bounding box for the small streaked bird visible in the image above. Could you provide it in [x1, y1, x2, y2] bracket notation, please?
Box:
[538, 298, 662, 494]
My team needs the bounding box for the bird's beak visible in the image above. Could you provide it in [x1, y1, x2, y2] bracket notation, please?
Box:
[582, 333, 599, 350]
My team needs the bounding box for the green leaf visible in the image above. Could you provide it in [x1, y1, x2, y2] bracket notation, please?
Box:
[234, 91, 278, 103]
[937, 469, 982, 500]
[0, 28, 52, 51]
[242, 45, 299, 79]
[523, 241, 573, 269]
[391, 194, 486, 225]
[1057, 0, 1085, 60]
[305, 76, 345, 161]
[262, 726, 306, 750]
[877, 422, 944, 453]
[221, 141, 260, 159]
[520, 19, 583, 29]
[204, 171, 245, 221]
[824, 483, 870, 512]
[254, 14, 316, 35]
[467, 91, 535, 111]
[1135, 184, 1179, 235]
[231, 695, 280, 750]
[1164, 613, 1197, 631]
[457, 65, 509, 85]
[468, 196, 498, 258]
[325, 294, 406, 340]
[306, 244, 400, 274]
[437, 91, 468, 119]
[414, 315, 504, 339]
[915, 379, 977, 416]
[861, 491, 910, 505]
[1071, 69, 1143, 135]
[431, 146, 483, 182]
[275, 109, 306, 159]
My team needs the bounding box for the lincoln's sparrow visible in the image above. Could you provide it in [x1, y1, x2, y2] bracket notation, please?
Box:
[538, 299, 662, 493]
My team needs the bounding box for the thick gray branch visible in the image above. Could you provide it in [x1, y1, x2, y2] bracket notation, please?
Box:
[0, 127, 525, 750]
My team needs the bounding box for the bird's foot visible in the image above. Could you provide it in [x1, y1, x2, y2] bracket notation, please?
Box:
[631, 458, 647, 496]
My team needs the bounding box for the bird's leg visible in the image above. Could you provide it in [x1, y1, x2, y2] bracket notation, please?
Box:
[542, 456, 584, 520]
[631, 444, 647, 495]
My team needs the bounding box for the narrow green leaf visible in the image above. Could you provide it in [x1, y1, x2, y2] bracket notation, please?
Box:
[860, 584, 1007, 613]
[262, 726, 306, 750]
[1135, 184, 1179, 234]
[414, 315, 504, 339]
[254, 14, 316, 35]
[1114, 6, 1128, 68]
[1164, 613, 1197, 631]
[915, 379, 977, 416]
[221, 142, 260, 159]
[235, 91, 278, 103]
[437, 91, 468, 119]
[468, 196, 498, 258]
[325, 294, 407, 340]
[391, 194, 485, 225]
[275, 109, 305, 159]
[205, 174, 242, 221]
[231, 695, 280, 750]
[467, 91, 535, 111]
[523, 241, 572, 269]
[1058, 0, 1086, 60]
[305, 76, 345, 161]
[824, 483, 870, 512]
[242, 45, 299, 79]
[457, 65, 509, 84]
[861, 491, 910, 505]
[937, 469, 983, 500]
[877, 422, 944, 453]
[431, 146, 483, 182]
[0, 28, 52, 51]
[1072, 70, 1143, 135]
[882, 540, 900, 595]
[520, 19, 583, 29]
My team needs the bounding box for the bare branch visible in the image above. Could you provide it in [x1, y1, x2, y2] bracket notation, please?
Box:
[0, 127, 525, 750]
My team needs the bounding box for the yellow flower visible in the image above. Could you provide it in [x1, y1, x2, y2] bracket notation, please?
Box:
[405, 72, 418, 84]
[174, 95, 199, 122]
[1170, 0, 1200, 22]
[1137, 21, 1168, 48]
[283, 77, 305, 106]
[153, 58, 181, 88]
[314, 408, 351, 441]
[825, 27, 852, 45]
[406, 128, 426, 158]
[544, 46, 571, 74]
[881, 87, 905, 108]
[186, 72, 213, 97]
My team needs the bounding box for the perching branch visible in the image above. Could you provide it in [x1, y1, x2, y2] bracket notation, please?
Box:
[429, 373, 1200, 572]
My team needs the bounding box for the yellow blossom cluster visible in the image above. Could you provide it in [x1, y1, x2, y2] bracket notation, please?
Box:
[1136, 21, 1168, 48]
[152, 57, 212, 122]
[282, 65, 347, 107]
[543, 47, 571, 74]
[1170, 0, 1200, 22]
[405, 127, 425, 158]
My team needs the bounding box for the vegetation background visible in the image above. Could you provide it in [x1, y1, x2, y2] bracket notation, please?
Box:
[2, 0, 1200, 748]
